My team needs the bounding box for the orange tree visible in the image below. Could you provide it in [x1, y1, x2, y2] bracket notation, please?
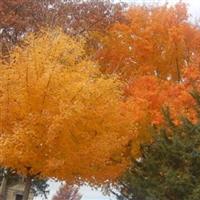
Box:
[95, 2, 200, 157]
[123, 69, 200, 157]
[0, 30, 134, 200]
[97, 2, 200, 81]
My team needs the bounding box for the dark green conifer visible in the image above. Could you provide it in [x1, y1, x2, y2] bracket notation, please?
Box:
[116, 92, 200, 200]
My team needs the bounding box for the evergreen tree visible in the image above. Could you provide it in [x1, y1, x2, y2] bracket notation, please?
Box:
[116, 92, 200, 200]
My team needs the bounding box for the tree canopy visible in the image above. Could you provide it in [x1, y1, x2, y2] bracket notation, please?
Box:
[98, 3, 200, 81]
[0, 29, 133, 184]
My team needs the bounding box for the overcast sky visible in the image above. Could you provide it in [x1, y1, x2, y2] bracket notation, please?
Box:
[34, 1, 200, 200]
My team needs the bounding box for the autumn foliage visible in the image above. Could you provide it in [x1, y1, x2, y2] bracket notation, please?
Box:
[0, 30, 133, 184]
[94, 2, 200, 157]
[52, 184, 82, 200]
[0, 0, 125, 56]
[98, 3, 200, 81]
[1, 2, 200, 199]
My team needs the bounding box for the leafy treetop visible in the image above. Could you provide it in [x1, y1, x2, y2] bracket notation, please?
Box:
[0, 29, 133, 184]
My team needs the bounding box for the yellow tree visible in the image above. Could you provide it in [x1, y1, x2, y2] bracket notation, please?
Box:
[0, 30, 133, 200]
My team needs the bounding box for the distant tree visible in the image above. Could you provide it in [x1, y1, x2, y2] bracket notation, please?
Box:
[0, 0, 55, 56]
[52, 184, 82, 200]
[0, 0, 125, 56]
[115, 92, 200, 200]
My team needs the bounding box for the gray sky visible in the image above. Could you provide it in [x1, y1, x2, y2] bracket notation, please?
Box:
[34, 181, 115, 200]
[34, 0, 200, 199]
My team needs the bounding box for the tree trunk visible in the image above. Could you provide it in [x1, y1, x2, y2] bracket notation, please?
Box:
[0, 170, 8, 200]
[23, 176, 32, 200]
[176, 57, 181, 82]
